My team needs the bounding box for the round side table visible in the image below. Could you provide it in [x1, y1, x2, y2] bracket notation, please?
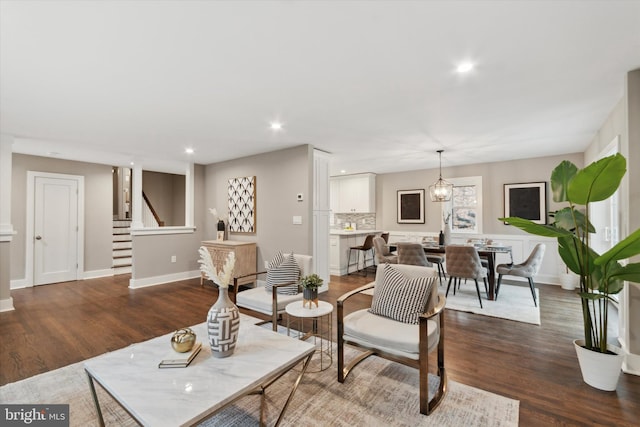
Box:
[285, 300, 333, 372]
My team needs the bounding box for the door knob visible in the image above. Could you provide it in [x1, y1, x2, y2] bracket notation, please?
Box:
[35, 235, 42, 240]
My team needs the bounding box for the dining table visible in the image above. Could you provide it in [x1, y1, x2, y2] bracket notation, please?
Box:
[390, 243, 513, 301]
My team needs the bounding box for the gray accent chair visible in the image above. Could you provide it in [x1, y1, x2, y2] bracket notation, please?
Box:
[397, 242, 432, 267]
[496, 243, 546, 307]
[231, 254, 313, 331]
[337, 264, 447, 415]
[444, 245, 488, 308]
[373, 236, 398, 264]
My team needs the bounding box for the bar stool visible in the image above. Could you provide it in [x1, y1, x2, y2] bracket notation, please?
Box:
[348, 234, 375, 276]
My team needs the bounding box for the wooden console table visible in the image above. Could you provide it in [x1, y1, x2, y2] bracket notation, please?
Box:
[200, 240, 257, 287]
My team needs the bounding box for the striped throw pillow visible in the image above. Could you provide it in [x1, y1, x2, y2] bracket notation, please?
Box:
[368, 264, 435, 324]
[266, 253, 301, 295]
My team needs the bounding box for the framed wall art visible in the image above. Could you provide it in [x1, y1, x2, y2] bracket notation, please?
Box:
[228, 176, 256, 233]
[503, 182, 547, 224]
[442, 176, 483, 234]
[397, 189, 425, 224]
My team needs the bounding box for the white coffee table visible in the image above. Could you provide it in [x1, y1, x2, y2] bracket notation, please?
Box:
[285, 300, 333, 372]
[84, 314, 314, 426]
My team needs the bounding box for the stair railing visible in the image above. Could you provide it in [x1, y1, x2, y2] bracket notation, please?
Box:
[142, 191, 165, 227]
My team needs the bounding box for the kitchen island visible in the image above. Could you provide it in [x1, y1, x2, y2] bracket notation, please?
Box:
[329, 230, 382, 276]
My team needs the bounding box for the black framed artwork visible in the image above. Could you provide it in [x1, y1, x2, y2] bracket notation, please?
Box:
[397, 189, 425, 224]
[503, 182, 547, 224]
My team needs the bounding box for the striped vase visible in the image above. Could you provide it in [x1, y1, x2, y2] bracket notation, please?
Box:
[207, 287, 240, 358]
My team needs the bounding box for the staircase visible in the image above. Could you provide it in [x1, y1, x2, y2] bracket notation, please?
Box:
[113, 219, 132, 275]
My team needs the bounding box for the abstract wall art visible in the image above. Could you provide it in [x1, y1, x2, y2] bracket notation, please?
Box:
[228, 176, 256, 233]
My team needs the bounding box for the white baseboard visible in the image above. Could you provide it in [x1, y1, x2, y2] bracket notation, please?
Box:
[623, 350, 640, 376]
[10, 278, 29, 289]
[83, 268, 114, 280]
[0, 296, 15, 312]
[129, 270, 200, 289]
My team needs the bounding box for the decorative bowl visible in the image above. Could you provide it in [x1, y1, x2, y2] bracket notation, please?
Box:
[171, 328, 196, 353]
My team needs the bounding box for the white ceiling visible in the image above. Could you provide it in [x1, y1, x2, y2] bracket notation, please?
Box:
[2, 1, 639, 175]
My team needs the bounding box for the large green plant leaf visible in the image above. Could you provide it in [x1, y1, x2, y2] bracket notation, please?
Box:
[498, 217, 571, 237]
[595, 228, 640, 266]
[552, 207, 594, 233]
[607, 262, 640, 284]
[558, 234, 599, 280]
[550, 160, 578, 203]
[567, 154, 626, 205]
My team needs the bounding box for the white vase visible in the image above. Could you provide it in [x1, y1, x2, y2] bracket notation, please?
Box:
[207, 287, 240, 358]
[443, 223, 451, 246]
[559, 273, 579, 290]
[573, 339, 624, 391]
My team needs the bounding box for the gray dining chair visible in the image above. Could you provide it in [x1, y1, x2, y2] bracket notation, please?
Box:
[397, 242, 432, 267]
[495, 243, 546, 307]
[444, 245, 487, 308]
[373, 236, 398, 264]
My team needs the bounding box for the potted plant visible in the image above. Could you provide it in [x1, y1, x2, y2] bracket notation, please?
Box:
[500, 153, 640, 391]
[300, 273, 323, 309]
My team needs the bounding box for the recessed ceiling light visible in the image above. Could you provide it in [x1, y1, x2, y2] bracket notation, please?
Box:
[185, 148, 194, 154]
[456, 62, 475, 73]
[270, 121, 283, 131]
[340, 170, 347, 174]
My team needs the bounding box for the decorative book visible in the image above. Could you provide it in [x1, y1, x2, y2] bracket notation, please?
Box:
[158, 342, 202, 368]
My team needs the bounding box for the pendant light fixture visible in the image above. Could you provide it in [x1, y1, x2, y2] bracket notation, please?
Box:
[429, 150, 453, 202]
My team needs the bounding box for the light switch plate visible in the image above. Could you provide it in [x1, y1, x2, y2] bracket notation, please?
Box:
[297, 193, 303, 201]
[292, 216, 302, 225]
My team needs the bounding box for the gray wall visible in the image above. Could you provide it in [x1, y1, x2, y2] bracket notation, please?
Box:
[131, 164, 206, 279]
[376, 153, 585, 235]
[142, 170, 186, 226]
[204, 145, 313, 270]
[10, 154, 113, 279]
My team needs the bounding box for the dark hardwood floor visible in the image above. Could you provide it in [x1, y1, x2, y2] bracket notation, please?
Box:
[1, 273, 638, 426]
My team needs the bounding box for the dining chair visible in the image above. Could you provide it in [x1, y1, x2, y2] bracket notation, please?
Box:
[495, 243, 546, 307]
[444, 245, 487, 308]
[373, 236, 398, 264]
[397, 242, 432, 267]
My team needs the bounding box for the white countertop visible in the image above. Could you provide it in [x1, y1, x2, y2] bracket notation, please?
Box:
[330, 230, 382, 236]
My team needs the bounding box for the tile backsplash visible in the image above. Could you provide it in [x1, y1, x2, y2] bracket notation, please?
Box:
[331, 213, 376, 230]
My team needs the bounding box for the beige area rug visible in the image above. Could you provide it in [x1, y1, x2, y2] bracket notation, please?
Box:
[363, 282, 540, 325]
[443, 283, 540, 325]
[0, 348, 519, 426]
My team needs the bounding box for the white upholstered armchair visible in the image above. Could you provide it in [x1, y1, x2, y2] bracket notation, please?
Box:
[230, 253, 313, 332]
[337, 263, 447, 415]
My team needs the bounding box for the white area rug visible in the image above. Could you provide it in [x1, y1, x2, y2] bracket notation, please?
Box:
[363, 283, 540, 325]
[444, 283, 540, 325]
[0, 348, 519, 426]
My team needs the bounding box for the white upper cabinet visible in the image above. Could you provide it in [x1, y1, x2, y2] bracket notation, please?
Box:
[330, 173, 376, 213]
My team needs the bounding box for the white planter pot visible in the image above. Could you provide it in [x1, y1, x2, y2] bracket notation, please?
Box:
[559, 273, 579, 290]
[573, 339, 624, 391]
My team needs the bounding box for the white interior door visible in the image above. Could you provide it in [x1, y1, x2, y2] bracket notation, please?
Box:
[33, 176, 79, 285]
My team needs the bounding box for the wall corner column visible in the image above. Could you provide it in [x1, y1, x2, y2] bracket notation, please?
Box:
[622, 68, 640, 375]
[0, 134, 15, 312]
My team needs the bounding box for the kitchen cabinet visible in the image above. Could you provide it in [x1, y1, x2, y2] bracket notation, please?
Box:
[330, 173, 376, 213]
